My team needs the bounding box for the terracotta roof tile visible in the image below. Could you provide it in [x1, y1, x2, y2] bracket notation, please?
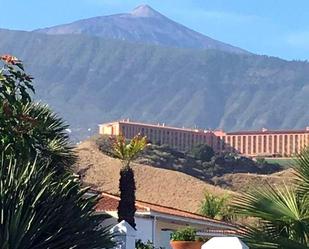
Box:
[96, 192, 149, 212]
[96, 192, 235, 228]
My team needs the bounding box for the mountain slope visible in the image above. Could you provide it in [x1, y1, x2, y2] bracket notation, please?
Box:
[35, 4, 248, 54]
[75, 140, 232, 213]
[0, 29, 309, 140]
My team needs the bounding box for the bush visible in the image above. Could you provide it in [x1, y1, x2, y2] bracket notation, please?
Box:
[170, 227, 196, 241]
[191, 144, 215, 162]
[256, 156, 266, 164]
[136, 240, 154, 249]
[135, 240, 164, 249]
[96, 134, 114, 156]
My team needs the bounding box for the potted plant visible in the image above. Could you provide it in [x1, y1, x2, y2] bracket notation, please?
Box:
[170, 227, 203, 249]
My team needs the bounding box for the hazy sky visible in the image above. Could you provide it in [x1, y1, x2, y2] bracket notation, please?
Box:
[1, 0, 309, 61]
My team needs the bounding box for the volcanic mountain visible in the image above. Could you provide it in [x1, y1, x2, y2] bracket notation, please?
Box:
[0, 5, 308, 140]
[35, 4, 248, 54]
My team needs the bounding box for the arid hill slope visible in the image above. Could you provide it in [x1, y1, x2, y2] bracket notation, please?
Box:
[75, 140, 232, 213]
[212, 169, 294, 193]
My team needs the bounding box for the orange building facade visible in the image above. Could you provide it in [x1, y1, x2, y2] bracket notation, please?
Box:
[99, 120, 309, 157]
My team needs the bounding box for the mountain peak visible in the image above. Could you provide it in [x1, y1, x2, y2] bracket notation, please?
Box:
[130, 4, 162, 18]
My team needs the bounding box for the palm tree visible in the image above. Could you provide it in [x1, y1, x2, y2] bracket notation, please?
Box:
[112, 135, 147, 229]
[233, 148, 309, 249]
[0, 147, 114, 249]
[199, 191, 233, 221]
[0, 55, 114, 248]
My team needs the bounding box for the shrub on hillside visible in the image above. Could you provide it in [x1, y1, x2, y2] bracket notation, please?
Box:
[191, 144, 215, 162]
[95, 136, 283, 179]
[96, 134, 114, 156]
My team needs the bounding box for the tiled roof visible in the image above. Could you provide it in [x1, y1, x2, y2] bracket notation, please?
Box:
[96, 192, 149, 212]
[96, 192, 234, 228]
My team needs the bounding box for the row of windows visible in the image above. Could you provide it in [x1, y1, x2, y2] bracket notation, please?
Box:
[118, 124, 309, 155]
[224, 134, 309, 155]
[121, 125, 217, 151]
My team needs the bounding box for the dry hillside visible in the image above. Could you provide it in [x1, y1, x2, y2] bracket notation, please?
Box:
[212, 169, 294, 192]
[75, 140, 233, 213]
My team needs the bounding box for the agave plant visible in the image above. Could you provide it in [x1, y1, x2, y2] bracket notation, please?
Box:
[233, 148, 309, 249]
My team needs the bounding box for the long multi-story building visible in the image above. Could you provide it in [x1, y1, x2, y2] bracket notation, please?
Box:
[99, 119, 216, 152]
[99, 119, 309, 157]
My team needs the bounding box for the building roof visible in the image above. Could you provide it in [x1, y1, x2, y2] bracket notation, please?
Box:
[100, 120, 309, 136]
[227, 129, 309, 135]
[96, 192, 234, 228]
[99, 120, 213, 134]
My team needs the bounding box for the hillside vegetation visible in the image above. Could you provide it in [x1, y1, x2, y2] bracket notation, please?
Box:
[96, 135, 282, 181]
[1, 29, 309, 140]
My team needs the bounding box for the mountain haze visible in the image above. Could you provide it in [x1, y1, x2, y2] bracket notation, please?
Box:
[1, 5, 308, 140]
[0, 28, 308, 140]
[35, 5, 248, 54]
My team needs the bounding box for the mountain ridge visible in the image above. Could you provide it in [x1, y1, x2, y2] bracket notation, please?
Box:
[0, 28, 308, 141]
[35, 4, 249, 54]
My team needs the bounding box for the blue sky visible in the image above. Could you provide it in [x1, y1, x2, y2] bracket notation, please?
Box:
[1, 0, 309, 61]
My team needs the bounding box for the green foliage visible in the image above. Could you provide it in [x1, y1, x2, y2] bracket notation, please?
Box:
[0, 56, 75, 173]
[98, 139, 282, 182]
[136, 240, 153, 249]
[170, 227, 196, 241]
[95, 135, 114, 156]
[111, 135, 147, 229]
[112, 135, 147, 167]
[0, 148, 114, 249]
[135, 239, 164, 249]
[191, 144, 215, 162]
[233, 148, 309, 249]
[199, 191, 233, 221]
[255, 157, 266, 165]
[0, 56, 114, 248]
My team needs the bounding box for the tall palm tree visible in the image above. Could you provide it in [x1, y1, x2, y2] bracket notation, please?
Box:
[112, 135, 147, 229]
[233, 148, 309, 249]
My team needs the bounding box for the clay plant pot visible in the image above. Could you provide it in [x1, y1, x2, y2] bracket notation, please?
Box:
[170, 241, 203, 249]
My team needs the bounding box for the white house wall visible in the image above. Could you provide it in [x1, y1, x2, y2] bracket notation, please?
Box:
[135, 216, 154, 243]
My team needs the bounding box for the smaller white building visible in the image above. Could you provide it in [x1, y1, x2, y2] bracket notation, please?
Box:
[96, 192, 237, 249]
[203, 237, 249, 249]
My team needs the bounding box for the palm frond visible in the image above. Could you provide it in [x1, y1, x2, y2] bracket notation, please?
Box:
[294, 148, 309, 196]
[112, 134, 147, 167]
[0, 148, 114, 249]
[233, 183, 309, 246]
